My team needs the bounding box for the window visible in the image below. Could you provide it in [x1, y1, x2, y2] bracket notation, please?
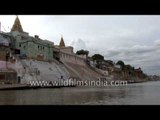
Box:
[19, 44, 21, 47]
[38, 45, 39, 48]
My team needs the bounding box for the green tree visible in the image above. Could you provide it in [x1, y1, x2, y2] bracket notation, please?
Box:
[116, 60, 125, 70]
[91, 54, 104, 61]
[76, 49, 89, 56]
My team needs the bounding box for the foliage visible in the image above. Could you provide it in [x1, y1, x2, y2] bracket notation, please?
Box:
[76, 49, 89, 56]
[116, 60, 125, 70]
[91, 54, 104, 61]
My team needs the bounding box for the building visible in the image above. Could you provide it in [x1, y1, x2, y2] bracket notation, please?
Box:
[54, 36, 86, 65]
[134, 68, 143, 78]
[0, 70, 17, 84]
[8, 16, 54, 61]
[0, 35, 10, 61]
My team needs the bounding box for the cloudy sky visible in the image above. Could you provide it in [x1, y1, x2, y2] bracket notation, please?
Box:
[0, 15, 160, 75]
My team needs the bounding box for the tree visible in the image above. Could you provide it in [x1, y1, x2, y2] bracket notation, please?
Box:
[91, 54, 104, 61]
[116, 60, 124, 66]
[116, 60, 125, 68]
[76, 49, 89, 56]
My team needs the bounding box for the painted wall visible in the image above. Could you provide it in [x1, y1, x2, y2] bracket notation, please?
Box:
[13, 33, 53, 61]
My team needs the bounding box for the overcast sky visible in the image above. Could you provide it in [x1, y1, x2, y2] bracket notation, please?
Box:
[0, 15, 160, 75]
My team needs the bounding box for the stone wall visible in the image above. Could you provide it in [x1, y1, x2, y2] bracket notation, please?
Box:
[60, 52, 86, 65]
[0, 43, 10, 61]
[60, 46, 73, 54]
[0, 71, 17, 84]
[0, 51, 6, 61]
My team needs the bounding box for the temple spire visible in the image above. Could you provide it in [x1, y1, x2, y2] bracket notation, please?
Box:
[11, 16, 23, 32]
[59, 35, 65, 47]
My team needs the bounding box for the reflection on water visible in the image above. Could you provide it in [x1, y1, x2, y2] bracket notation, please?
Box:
[0, 81, 160, 105]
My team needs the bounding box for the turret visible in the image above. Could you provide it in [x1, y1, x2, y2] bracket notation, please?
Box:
[11, 16, 23, 32]
[59, 36, 65, 47]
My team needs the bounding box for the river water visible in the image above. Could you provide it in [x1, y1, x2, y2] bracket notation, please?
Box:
[0, 81, 160, 105]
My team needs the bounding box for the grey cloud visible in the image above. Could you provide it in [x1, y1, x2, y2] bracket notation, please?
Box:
[154, 40, 160, 46]
[104, 45, 155, 58]
[103, 43, 160, 75]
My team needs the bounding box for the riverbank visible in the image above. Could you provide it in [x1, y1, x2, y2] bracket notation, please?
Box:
[0, 84, 30, 90]
[0, 83, 76, 90]
[0, 78, 149, 90]
[127, 79, 148, 84]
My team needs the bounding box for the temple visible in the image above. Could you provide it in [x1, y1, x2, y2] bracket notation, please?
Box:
[59, 36, 65, 47]
[11, 16, 23, 33]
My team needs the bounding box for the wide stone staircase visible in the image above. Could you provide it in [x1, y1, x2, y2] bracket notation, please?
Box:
[63, 62, 103, 81]
[23, 60, 70, 82]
